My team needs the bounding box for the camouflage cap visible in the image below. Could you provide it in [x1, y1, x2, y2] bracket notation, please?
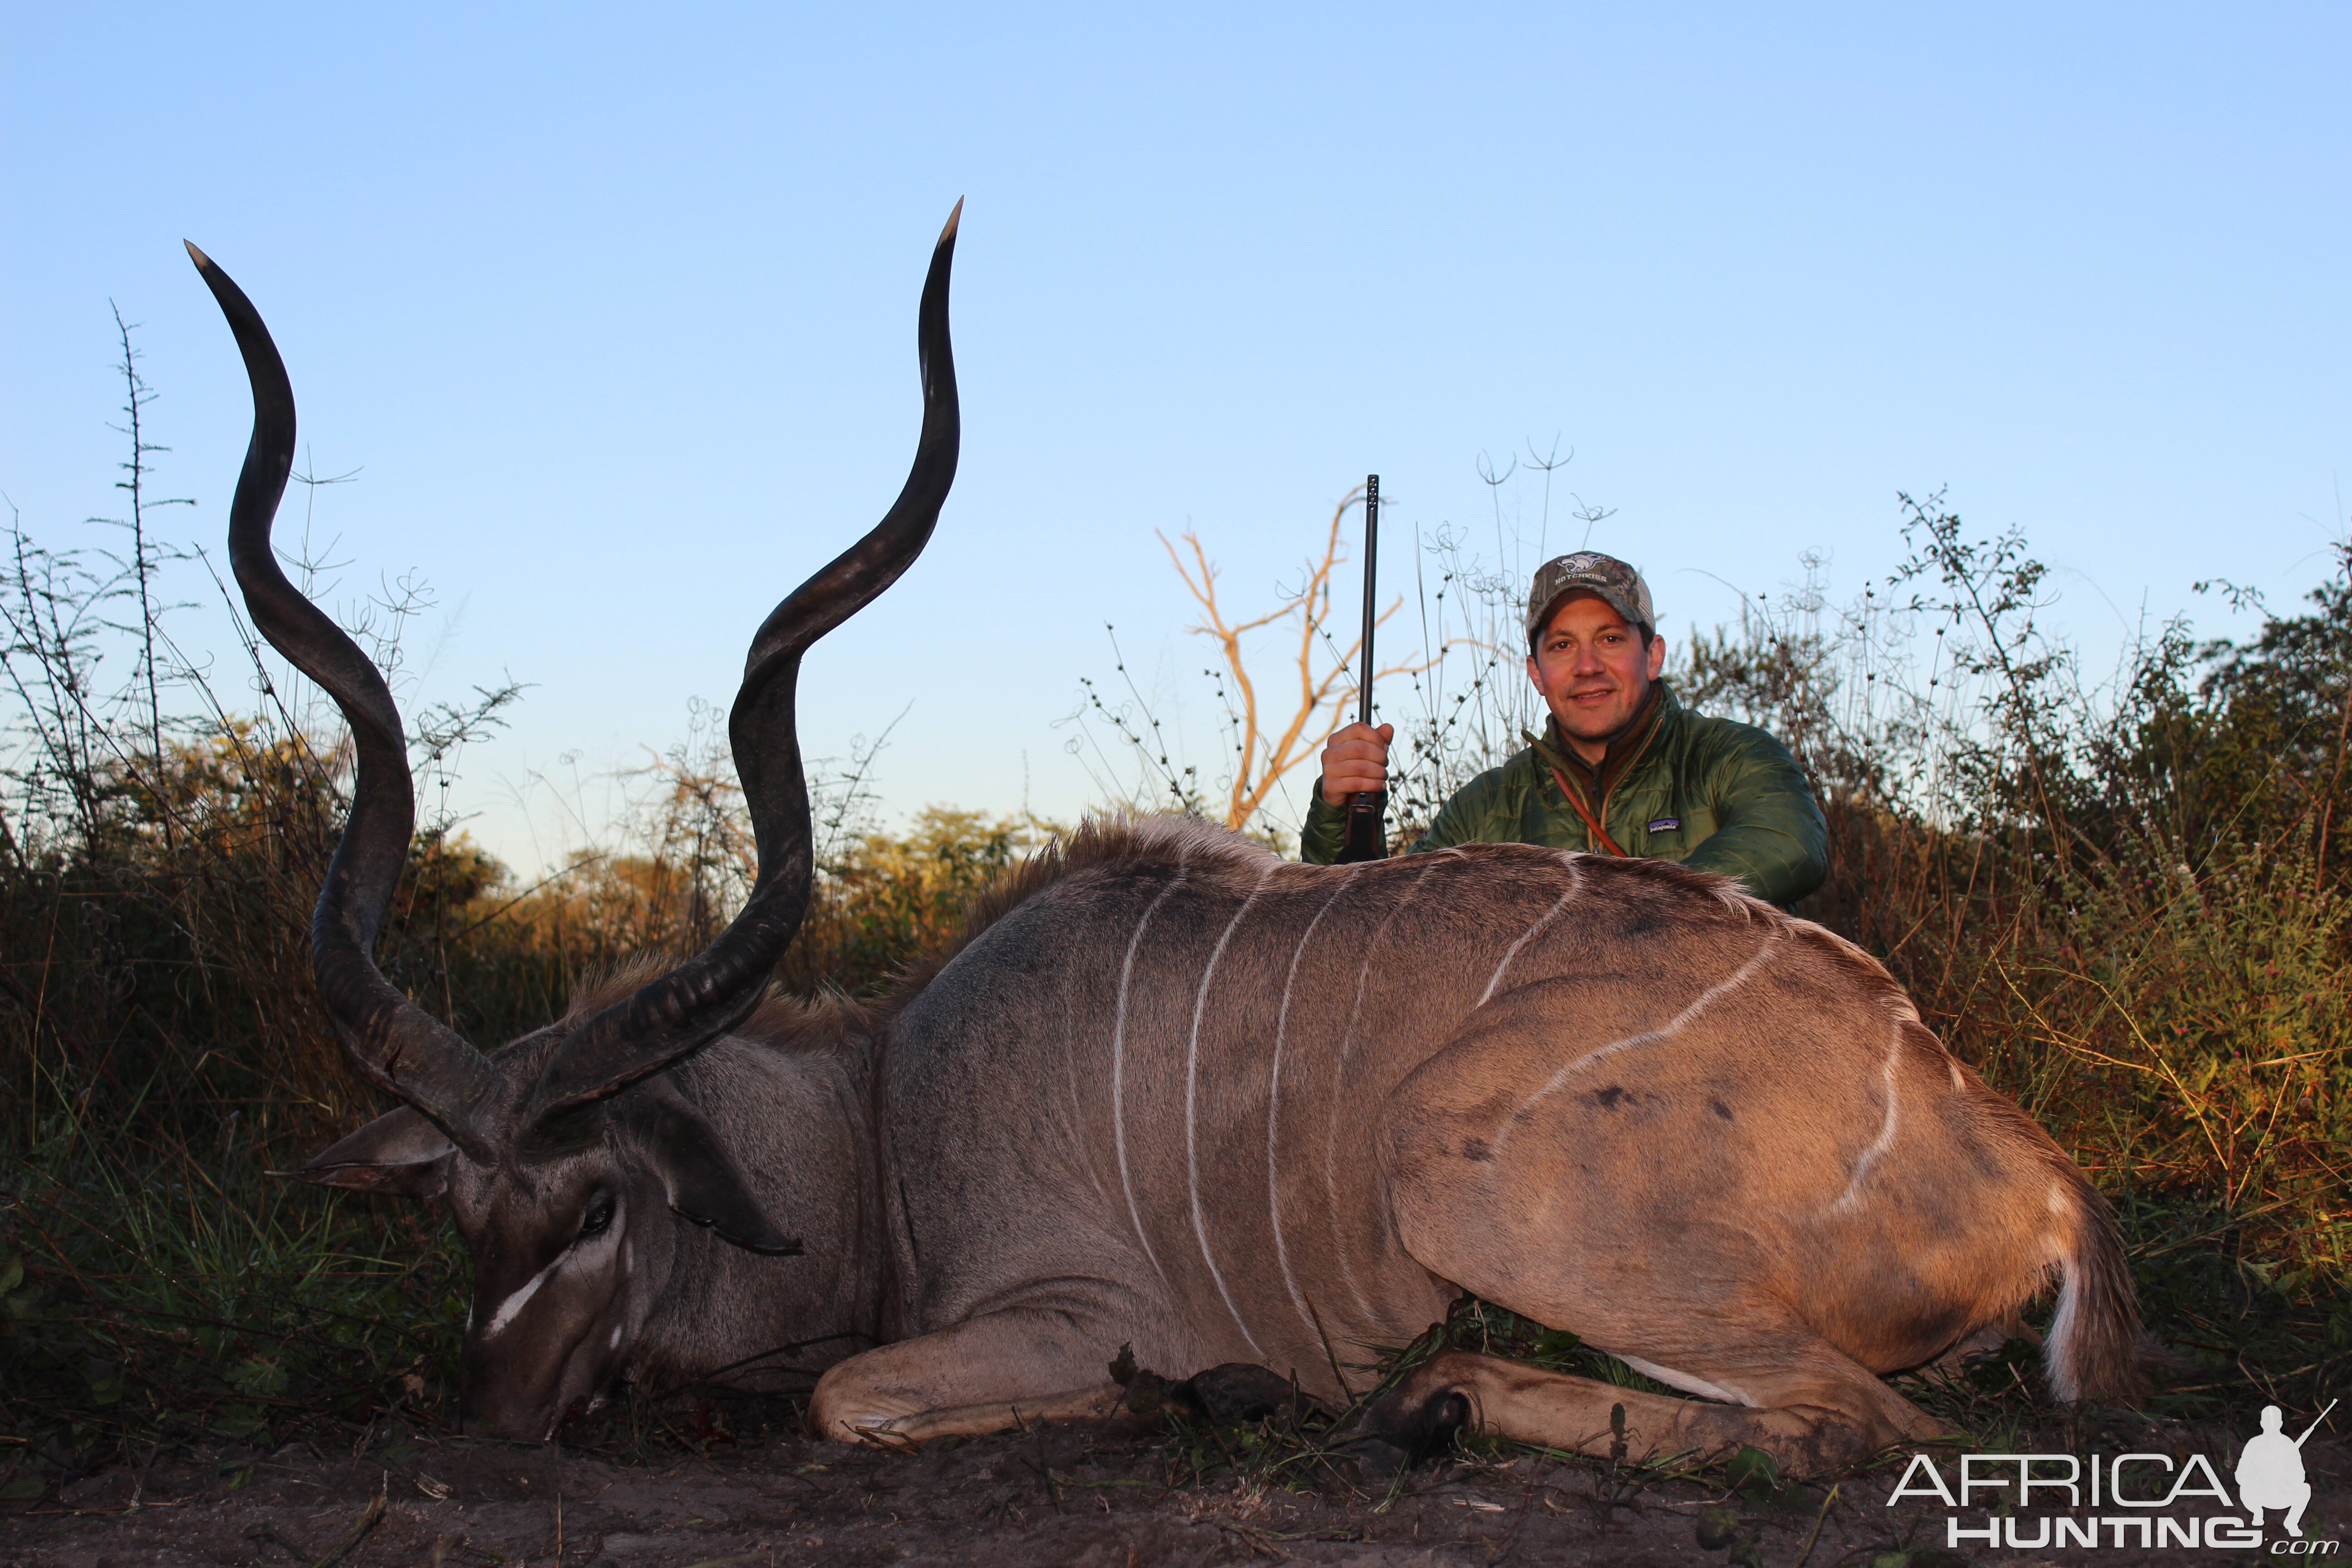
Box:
[1524, 551, 1656, 647]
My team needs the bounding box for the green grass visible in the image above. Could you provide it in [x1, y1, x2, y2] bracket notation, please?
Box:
[0, 1091, 466, 1472]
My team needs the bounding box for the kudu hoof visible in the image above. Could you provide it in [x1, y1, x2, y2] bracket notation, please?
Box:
[1174, 1363, 1315, 1426]
[1339, 1387, 1473, 1479]
[1113, 1355, 1323, 1429]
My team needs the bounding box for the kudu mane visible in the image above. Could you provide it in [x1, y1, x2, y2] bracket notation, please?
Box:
[877, 815, 1269, 1006]
[555, 955, 870, 1060]
[549, 819, 1276, 1060]
[560, 812, 1936, 1074]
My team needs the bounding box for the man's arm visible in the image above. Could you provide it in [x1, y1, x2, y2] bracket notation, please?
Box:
[1299, 787, 1348, 863]
[1301, 720, 1393, 864]
[1678, 727, 1828, 906]
[1304, 757, 1514, 863]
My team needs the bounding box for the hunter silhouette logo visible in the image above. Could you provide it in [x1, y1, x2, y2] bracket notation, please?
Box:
[1887, 1399, 2337, 1553]
[2239, 1401, 2331, 1539]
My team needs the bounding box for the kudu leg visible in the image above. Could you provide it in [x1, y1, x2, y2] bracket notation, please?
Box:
[1353, 1344, 1930, 1478]
[1372, 1199, 1944, 1474]
[1375, 991, 1963, 1476]
[808, 1309, 1126, 1448]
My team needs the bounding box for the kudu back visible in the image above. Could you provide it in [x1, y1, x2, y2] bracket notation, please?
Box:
[196, 218, 2145, 1470]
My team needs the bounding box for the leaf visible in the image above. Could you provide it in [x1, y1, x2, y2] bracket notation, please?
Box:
[1531, 1328, 1583, 1362]
[1725, 1444, 1782, 1499]
[0, 1256, 21, 1294]
[1695, 1505, 1743, 1550]
[229, 1354, 289, 1398]
[213, 1405, 268, 1441]
[0, 1476, 45, 1501]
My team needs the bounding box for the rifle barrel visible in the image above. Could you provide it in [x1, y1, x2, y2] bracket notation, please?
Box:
[1356, 475, 1379, 727]
[1335, 475, 1386, 865]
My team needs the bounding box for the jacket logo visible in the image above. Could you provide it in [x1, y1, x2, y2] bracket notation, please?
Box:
[1647, 818, 1680, 833]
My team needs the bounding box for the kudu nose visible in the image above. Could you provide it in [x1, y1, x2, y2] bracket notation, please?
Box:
[459, 1336, 570, 1441]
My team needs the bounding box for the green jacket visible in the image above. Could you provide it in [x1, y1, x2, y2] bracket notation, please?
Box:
[1299, 682, 1828, 906]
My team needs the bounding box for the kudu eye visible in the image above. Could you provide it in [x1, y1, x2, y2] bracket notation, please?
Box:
[577, 1195, 616, 1240]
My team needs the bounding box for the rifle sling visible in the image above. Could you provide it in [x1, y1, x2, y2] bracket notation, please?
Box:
[1547, 765, 1628, 858]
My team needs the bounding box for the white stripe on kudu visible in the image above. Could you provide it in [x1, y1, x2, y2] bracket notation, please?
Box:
[1112, 862, 1190, 1288]
[1268, 867, 1359, 1348]
[1477, 855, 1585, 1006]
[1186, 859, 1277, 1357]
[1062, 971, 1110, 1212]
[1513, 932, 1780, 1119]
[1325, 862, 1443, 1323]
[1832, 1018, 1905, 1213]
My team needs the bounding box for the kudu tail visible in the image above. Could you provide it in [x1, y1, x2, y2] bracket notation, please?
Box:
[2045, 1177, 2151, 1406]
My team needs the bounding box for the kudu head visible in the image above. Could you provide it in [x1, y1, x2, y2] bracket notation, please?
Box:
[186, 207, 960, 1439]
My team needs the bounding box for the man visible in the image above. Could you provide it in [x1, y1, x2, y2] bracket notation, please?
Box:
[1299, 550, 1828, 906]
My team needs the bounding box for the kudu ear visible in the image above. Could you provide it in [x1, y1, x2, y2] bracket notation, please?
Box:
[639, 1089, 804, 1257]
[288, 1107, 455, 1197]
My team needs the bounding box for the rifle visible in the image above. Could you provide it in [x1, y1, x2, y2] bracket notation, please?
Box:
[1335, 474, 1387, 863]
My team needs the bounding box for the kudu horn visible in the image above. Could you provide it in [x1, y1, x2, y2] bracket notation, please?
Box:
[188, 239, 505, 1161]
[187, 199, 963, 1152]
[528, 201, 962, 1123]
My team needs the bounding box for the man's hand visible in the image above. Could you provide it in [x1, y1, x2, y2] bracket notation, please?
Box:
[1319, 721, 1394, 806]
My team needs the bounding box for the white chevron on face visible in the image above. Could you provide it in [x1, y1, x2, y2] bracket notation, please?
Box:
[480, 1253, 564, 1340]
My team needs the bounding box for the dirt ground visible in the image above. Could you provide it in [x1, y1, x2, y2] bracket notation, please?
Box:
[0, 1417, 2342, 1568]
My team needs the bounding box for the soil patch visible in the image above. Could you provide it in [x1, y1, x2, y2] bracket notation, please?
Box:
[0, 1420, 2341, 1567]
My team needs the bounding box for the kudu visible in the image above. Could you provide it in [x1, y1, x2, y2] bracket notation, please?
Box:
[191, 213, 2147, 1474]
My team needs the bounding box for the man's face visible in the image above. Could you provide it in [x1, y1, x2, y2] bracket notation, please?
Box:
[1525, 591, 1666, 757]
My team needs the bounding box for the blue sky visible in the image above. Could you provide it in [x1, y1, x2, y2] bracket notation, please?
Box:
[5, 4, 2347, 869]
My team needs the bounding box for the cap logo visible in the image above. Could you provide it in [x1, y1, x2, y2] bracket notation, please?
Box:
[1524, 551, 1657, 645]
